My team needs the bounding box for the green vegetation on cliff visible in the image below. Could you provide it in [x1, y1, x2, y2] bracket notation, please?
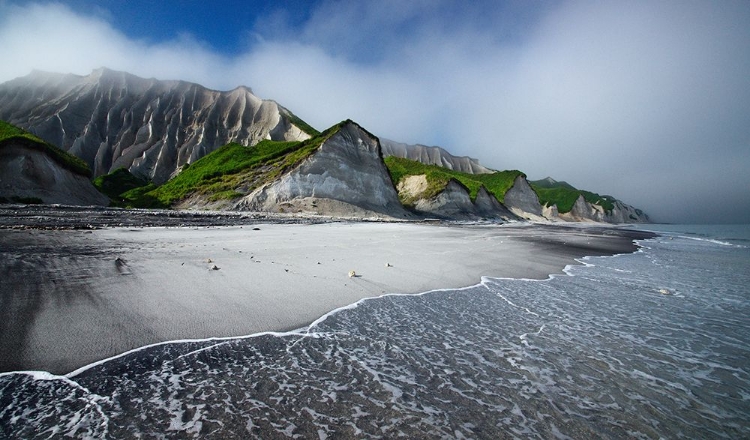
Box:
[530, 180, 616, 213]
[93, 168, 150, 206]
[384, 157, 523, 206]
[0, 120, 92, 177]
[529, 177, 576, 191]
[121, 121, 347, 208]
[282, 109, 320, 137]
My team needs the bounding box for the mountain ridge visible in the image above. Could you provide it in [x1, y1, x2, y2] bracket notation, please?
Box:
[0, 69, 648, 223]
[380, 138, 493, 175]
[0, 68, 313, 184]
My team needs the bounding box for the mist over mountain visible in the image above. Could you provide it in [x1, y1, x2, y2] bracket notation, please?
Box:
[0, 68, 312, 184]
[0, 69, 647, 223]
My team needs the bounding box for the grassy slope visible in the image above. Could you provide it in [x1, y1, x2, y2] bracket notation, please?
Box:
[531, 184, 616, 213]
[384, 156, 523, 206]
[122, 121, 345, 208]
[2, 117, 622, 215]
[0, 120, 91, 177]
[92, 167, 149, 205]
[529, 178, 576, 190]
[386, 157, 620, 214]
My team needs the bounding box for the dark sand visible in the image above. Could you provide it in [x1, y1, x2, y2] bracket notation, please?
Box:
[0, 207, 654, 374]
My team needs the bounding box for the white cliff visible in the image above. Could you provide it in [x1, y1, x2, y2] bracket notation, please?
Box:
[551, 195, 649, 223]
[0, 68, 312, 183]
[236, 121, 410, 219]
[380, 138, 493, 174]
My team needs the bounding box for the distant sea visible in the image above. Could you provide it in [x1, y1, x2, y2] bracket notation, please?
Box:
[1, 224, 748, 439]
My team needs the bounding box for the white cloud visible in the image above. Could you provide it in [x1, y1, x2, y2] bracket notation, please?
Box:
[1, 1, 749, 222]
[0, 2, 226, 86]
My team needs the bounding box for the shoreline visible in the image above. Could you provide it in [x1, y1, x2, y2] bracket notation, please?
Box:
[0, 219, 654, 374]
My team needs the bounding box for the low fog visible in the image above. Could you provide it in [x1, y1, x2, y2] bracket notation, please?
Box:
[1, 1, 748, 223]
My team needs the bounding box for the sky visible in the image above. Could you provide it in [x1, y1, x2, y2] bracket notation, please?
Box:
[0, 0, 749, 223]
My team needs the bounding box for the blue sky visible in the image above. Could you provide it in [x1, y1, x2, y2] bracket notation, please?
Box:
[53, 1, 547, 57]
[53, 0, 317, 55]
[1, 0, 749, 223]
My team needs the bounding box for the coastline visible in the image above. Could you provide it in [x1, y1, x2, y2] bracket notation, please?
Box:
[0, 217, 654, 374]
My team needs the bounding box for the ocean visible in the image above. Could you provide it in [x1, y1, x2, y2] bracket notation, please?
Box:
[1, 224, 748, 439]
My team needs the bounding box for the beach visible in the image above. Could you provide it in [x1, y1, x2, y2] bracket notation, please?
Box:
[0, 213, 650, 374]
[2, 223, 748, 439]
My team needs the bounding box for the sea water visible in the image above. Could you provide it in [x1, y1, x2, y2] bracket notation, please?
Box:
[1, 225, 748, 439]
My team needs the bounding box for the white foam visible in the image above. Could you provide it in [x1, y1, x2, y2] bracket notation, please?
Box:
[0, 370, 112, 437]
[677, 235, 737, 247]
[66, 329, 307, 378]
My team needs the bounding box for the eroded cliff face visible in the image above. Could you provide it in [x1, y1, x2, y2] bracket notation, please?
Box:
[0, 143, 109, 206]
[411, 180, 477, 219]
[0, 69, 311, 183]
[380, 139, 493, 174]
[503, 175, 545, 220]
[236, 121, 410, 219]
[546, 195, 650, 223]
[400, 178, 516, 220]
[608, 201, 650, 223]
[474, 187, 518, 220]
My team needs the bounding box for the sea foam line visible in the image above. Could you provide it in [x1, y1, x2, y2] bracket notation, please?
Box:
[676, 235, 740, 247]
[65, 329, 308, 379]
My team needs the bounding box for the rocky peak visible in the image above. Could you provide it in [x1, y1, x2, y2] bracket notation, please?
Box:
[503, 175, 544, 219]
[0, 68, 313, 183]
[531, 176, 577, 190]
[539, 177, 558, 186]
[236, 120, 410, 219]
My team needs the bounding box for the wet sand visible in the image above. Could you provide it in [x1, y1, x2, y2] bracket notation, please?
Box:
[0, 217, 653, 374]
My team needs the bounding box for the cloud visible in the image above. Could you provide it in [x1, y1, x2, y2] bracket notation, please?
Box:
[0, 2, 227, 87]
[243, 0, 750, 223]
[498, 1, 750, 223]
[0, 1, 749, 223]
